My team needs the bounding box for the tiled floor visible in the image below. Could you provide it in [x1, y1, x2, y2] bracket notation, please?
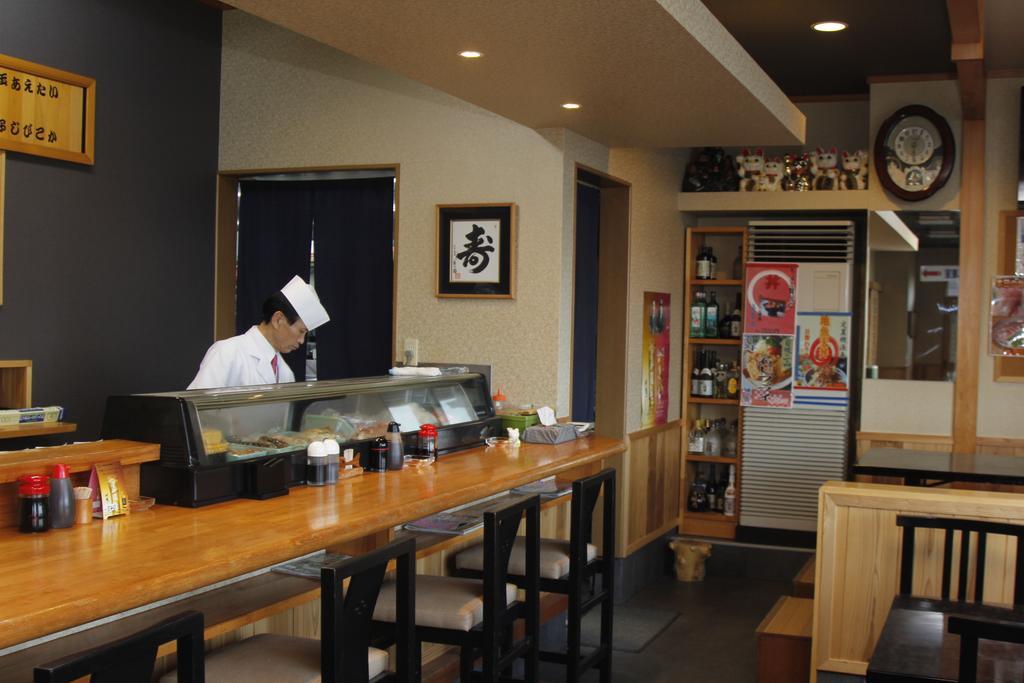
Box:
[538, 575, 789, 682]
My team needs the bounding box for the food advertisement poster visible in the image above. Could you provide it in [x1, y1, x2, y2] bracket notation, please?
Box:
[641, 292, 670, 427]
[794, 312, 851, 411]
[744, 263, 798, 335]
[990, 275, 1024, 357]
[741, 334, 794, 409]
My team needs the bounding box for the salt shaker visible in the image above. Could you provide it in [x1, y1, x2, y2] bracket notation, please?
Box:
[306, 440, 328, 486]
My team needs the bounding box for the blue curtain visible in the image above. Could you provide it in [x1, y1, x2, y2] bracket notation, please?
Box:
[312, 177, 394, 380]
[572, 183, 600, 422]
[236, 180, 314, 381]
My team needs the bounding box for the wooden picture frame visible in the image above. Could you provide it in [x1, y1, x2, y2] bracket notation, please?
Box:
[435, 203, 516, 299]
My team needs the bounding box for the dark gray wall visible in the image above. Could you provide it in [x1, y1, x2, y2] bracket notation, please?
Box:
[0, 0, 221, 440]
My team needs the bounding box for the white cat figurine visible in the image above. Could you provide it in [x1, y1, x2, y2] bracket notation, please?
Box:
[811, 147, 841, 191]
[840, 149, 868, 190]
[735, 148, 764, 192]
[759, 156, 784, 191]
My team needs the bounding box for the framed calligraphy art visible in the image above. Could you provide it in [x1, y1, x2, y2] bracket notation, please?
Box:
[436, 203, 516, 299]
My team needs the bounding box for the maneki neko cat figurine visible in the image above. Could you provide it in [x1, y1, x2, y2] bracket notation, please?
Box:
[735, 148, 765, 192]
[781, 152, 812, 191]
[811, 147, 841, 191]
[759, 156, 785, 191]
[840, 149, 869, 190]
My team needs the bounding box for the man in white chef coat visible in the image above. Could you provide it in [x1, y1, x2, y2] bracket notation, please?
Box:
[188, 275, 330, 390]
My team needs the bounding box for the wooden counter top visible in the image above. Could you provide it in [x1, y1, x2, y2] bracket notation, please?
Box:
[0, 435, 623, 650]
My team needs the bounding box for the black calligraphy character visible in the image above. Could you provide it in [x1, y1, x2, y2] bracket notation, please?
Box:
[47, 130, 57, 143]
[48, 85, 58, 98]
[454, 224, 495, 274]
[23, 123, 33, 138]
[0, 119, 6, 133]
[35, 126, 44, 141]
[0, 73, 7, 86]
[23, 78, 32, 93]
[11, 76, 20, 91]
[10, 121, 19, 136]
[37, 82, 46, 97]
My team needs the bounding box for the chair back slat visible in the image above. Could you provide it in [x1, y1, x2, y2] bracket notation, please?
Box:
[958, 531, 971, 601]
[949, 615, 1024, 683]
[33, 611, 204, 683]
[321, 537, 417, 683]
[483, 495, 541, 624]
[941, 528, 953, 600]
[897, 515, 1024, 606]
[570, 469, 615, 571]
[975, 533, 988, 603]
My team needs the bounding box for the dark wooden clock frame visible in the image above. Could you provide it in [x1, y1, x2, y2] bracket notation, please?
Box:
[874, 104, 956, 202]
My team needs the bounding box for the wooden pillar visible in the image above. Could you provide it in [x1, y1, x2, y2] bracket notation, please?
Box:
[947, 0, 985, 454]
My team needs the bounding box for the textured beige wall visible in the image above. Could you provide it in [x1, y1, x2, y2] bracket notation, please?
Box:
[220, 13, 567, 408]
[608, 149, 687, 434]
[978, 77, 1024, 438]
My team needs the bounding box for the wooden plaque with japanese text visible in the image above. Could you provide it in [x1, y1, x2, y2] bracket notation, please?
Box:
[0, 54, 95, 165]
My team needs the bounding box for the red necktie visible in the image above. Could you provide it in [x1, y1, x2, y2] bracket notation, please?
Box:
[271, 356, 279, 382]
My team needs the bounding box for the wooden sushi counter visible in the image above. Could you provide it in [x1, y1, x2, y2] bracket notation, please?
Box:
[0, 435, 624, 657]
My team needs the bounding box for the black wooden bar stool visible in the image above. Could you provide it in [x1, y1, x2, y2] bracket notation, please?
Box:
[160, 536, 418, 683]
[453, 468, 616, 683]
[34, 610, 204, 683]
[373, 495, 541, 682]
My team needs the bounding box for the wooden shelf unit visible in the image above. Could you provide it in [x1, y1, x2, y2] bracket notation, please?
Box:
[680, 226, 746, 540]
[0, 360, 76, 440]
[0, 421, 76, 440]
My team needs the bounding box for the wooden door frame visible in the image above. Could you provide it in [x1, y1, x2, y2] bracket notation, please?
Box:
[213, 164, 400, 365]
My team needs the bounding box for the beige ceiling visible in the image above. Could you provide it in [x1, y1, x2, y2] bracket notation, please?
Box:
[224, 0, 805, 149]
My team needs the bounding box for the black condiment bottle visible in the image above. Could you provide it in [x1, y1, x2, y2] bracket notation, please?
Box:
[385, 422, 404, 471]
[365, 437, 388, 472]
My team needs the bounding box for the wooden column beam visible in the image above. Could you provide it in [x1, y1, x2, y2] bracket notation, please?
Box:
[946, 0, 985, 453]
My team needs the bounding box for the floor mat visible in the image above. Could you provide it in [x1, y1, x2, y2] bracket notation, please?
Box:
[580, 605, 680, 653]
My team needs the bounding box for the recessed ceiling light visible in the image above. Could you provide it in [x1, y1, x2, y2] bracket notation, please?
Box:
[812, 21, 847, 32]
[562, 103, 581, 110]
[459, 50, 483, 59]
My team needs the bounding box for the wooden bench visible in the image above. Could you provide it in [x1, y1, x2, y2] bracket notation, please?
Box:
[792, 553, 815, 598]
[755, 595, 813, 683]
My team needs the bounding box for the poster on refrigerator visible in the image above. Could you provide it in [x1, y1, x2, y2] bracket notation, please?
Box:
[794, 312, 851, 410]
[744, 263, 798, 335]
[641, 292, 670, 428]
[740, 334, 794, 408]
[990, 275, 1024, 356]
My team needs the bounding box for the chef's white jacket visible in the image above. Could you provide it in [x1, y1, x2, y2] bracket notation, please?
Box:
[188, 326, 295, 390]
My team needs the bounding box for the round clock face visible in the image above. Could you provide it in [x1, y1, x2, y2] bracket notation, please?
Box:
[874, 105, 955, 201]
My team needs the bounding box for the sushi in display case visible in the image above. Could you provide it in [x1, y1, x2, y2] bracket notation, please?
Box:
[102, 373, 501, 507]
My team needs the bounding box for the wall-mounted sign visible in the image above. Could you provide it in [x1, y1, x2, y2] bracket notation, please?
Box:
[919, 265, 958, 282]
[0, 54, 95, 165]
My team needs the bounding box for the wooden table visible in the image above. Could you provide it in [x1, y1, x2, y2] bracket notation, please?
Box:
[854, 447, 1024, 486]
[866, 596, 1024, 682]
[0, 435, 624, 652]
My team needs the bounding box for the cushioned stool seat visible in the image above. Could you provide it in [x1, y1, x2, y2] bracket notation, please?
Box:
[374, 575, 517, 632]
[455, 538, 597, 580]
[160, 633, 388, 682]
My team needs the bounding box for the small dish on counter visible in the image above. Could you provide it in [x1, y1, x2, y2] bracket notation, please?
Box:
[128, 496, 155, 513]
[484, 436, 510, 447]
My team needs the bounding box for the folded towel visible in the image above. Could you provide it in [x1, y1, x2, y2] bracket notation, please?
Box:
[389, 366, 442, 377]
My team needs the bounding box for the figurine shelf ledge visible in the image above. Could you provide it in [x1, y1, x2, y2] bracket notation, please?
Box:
[678, 189, 870, 213]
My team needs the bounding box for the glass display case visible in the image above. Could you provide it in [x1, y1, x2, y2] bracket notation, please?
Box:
[102, 373, 500, 507]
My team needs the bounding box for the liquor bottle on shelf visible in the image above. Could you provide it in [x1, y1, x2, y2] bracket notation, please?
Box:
[716, 472, 727, 512]
[726, 362, 740, 399]
[688, 419, 706, 454]
[729, 293, 743, 338]
[708, 246, 718, 279]
[732, 245, 743, 280]
[704, 419, 722, 456]
[691, 352, 702, 397]
[723, 420, 738, 458]
[696, 247, 710, 280]
[689, 289, 706, 338]
[724, 465, 736, 517]
[706, 472, 718, 512]
[714, 362, 729, 398]
[704, 291, 719, 338]
[718, 301, 732, 339]
[700, 352, 715, 397]
[688, 467, 709, 512]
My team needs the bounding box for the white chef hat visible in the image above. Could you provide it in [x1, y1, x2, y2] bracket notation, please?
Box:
[280, 275, 330, 330]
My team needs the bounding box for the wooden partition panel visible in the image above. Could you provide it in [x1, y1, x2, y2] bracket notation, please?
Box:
[812, 481, 1024, 678]
[625, 419, 682, 555]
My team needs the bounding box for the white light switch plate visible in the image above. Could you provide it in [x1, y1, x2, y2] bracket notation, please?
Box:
[403, 338, 419, 367]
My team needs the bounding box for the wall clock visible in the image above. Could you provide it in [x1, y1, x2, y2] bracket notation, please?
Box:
[874, 105, 955, 201]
